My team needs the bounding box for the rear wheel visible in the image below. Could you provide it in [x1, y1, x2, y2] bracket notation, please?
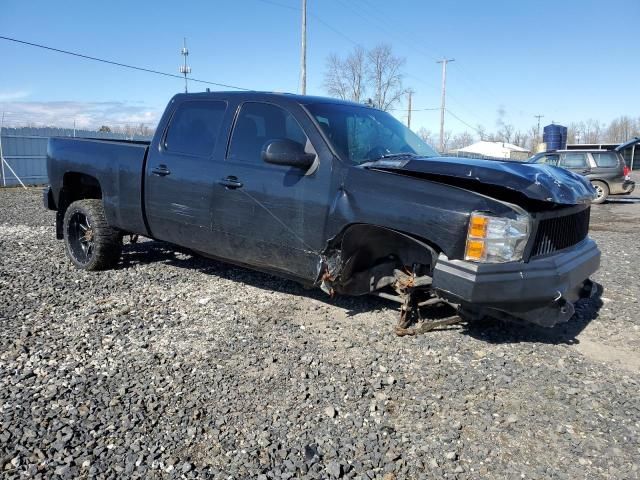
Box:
[591, 181, 609, 204]
[63, 199, 122, 270]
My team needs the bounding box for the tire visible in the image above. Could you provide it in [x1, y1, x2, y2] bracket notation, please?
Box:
[63, 199, 122, 270]
[591, 181, 609, 204]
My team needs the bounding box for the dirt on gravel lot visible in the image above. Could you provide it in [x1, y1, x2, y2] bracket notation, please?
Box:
[1, 187, 639, 479]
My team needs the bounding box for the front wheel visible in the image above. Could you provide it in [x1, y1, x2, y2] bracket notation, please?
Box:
[63, 199, 122, 270]
[591, 181, 609, 204]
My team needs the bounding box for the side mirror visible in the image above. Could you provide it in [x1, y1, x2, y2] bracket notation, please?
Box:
[262, 139, 316, 169]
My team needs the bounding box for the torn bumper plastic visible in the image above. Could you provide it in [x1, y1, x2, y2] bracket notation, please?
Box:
[432, 238, 601, 327]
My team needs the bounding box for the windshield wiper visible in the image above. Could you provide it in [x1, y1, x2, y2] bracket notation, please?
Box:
[360, 152, 417, 168]
[379, 152, 417, 159]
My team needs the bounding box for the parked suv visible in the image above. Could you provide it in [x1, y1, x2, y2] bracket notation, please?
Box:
[529, 149, 634, 203]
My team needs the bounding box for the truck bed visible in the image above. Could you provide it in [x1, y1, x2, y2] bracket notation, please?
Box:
[47, 137, 150, 236]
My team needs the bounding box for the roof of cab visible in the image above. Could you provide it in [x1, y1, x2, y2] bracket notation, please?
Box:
[171, 90, 368, 108]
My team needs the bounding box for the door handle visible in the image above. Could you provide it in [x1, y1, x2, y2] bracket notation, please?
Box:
[152, 165, 171, 176]
[219, 176, 243, 189]
[581, 169, 591, 174]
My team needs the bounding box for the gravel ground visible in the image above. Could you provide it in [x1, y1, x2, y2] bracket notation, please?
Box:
[1, 187, 639, 479]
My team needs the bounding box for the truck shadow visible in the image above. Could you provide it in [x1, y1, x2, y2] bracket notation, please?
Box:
[118, 239, 391, 316]
[460, 291, 603, 345]
[119, 240, 604, 345]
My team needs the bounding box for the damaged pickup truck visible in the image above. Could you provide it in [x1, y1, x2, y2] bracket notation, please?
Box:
[44, 91, 600, 334]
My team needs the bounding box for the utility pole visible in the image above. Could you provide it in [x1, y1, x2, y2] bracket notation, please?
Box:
[437, 58, 454, 153]
[299, 0, 307, 95]
[406, 89, 413, 129]
[534, 114, 544, 141]
[179, 38, 191, 93]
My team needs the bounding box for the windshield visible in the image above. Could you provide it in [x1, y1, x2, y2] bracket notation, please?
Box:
[306, 103, 438, 164]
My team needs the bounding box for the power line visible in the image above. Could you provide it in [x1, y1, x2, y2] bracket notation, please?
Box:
[0, 35, 250, 91]
[445, 109, 484, 136]
[254, 0, 362, 46]
[337, 1, 533, 126]
[335, 0, 441, 62]
[253, 0, 493, 129]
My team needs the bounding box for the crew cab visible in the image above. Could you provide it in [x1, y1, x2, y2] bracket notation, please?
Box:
[44, 91, 600, 330]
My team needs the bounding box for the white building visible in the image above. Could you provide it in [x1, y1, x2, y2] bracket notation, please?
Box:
[453, 141, 530, 160]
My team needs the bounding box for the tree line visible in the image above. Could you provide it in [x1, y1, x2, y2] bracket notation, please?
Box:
[415, 116, 640, 153]
[323, 45, 639, 152]
[98, 124, 153, 138]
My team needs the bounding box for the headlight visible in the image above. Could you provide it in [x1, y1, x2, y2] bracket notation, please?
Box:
[465, 212, 530, 263]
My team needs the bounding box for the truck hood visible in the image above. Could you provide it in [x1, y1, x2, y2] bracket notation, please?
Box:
[361, 156, 595, 206]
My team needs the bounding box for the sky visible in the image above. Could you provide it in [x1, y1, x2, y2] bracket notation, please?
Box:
[1, 0, 639, 136]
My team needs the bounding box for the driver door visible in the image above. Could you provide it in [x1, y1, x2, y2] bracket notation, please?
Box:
[209, 101, 332, 280]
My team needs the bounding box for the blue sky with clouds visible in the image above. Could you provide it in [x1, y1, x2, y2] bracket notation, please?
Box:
[1, 0, 638, 134]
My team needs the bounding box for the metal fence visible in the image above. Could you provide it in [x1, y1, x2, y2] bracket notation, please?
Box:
[0, 127, 153, 187]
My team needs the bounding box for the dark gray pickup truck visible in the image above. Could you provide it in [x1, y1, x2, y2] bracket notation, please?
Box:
[44, 91, 600, 332]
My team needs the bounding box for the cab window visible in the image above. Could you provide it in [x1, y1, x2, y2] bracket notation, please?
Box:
[592, 152, 619, 168]
[227, 102, 308, 162]
[560, 153, 588, 168]
[164, 101, 227, 156]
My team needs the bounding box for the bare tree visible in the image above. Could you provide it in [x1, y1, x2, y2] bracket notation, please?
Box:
[345, 47, 367, 103]
[527, 125, 541, 151]
[137, 123, 151, 137]
[607, 116, 635, 142]
[450, 131, 474, 150]
[324, 44, 407, 111]
[324, 48, 367, 103]
[442, 130, 452, 152]
[512, 130, 529, 149]
[417, 127, 435, 146]
[98, 125, 111, 133]
[367, 44, 406, 111]
[475, 124, 487, 141]
[567, 122, 581, 144]
[583, 119, 603, 143]
[496, 123, 515, 143]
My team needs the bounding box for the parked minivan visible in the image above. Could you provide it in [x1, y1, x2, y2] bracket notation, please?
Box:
[528, 149, 634, 203]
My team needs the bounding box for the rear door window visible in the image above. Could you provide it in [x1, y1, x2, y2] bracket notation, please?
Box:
[164, 101, 227, 156]
[592, 152, 619, 168]
[560, 153, 588, 168]
[227, 102, 308, 162]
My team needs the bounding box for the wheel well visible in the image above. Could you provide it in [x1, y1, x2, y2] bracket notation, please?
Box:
[324, 224, 441, 295]
[62, 172, 103, 202]
[55, 173, 103, 239]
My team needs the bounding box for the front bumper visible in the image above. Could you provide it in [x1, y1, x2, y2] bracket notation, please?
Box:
[432, 238, 600, 327]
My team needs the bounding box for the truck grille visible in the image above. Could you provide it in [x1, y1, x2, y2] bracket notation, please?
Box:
[531, 207, 590, 257]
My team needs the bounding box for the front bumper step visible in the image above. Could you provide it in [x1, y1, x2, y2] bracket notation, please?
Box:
[432, 239, 601, 327]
